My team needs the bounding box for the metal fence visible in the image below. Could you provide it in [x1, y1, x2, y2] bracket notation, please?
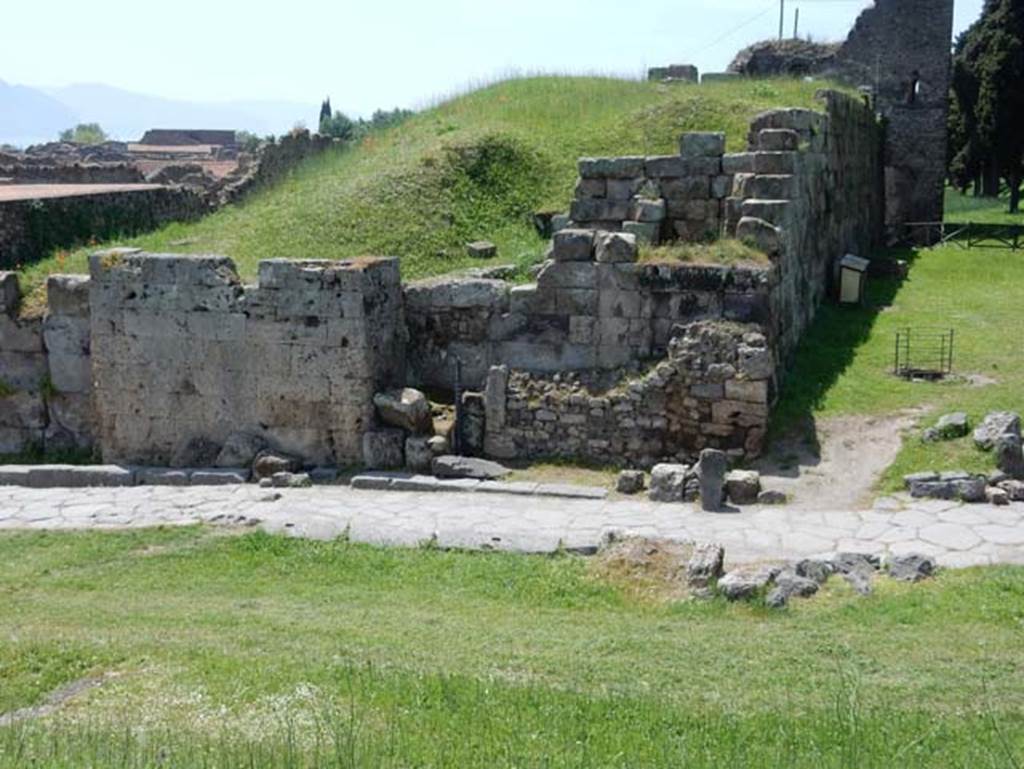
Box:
[894, 328, 955, 379]
[890, 222, 1024, 250]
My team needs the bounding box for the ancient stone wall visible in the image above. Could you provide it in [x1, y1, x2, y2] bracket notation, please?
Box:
[0, 187, 205, 269]
[483, 321, 773, 467]
[836, 0, 954, 226]
[0, 272, 95, 455]
[88, 253, 404, 467]
[0, 163, 145, 184]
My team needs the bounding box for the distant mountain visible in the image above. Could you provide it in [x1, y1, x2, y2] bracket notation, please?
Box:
[0, 80, 318, 148]
[0, 79, 77, 147]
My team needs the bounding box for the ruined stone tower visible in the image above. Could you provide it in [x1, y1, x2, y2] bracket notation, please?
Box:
[837, 0, 955, 226]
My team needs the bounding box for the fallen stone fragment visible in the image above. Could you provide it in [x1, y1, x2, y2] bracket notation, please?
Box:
[648, 463, 688, 503]
[215, 432, 266, 468]
[725, 470, 760, 505]
[253, 450, 303, 479]
[373, 388, 434, 435]
[765, 569, 820, 608]
[685, 543, 725, 594]
[974, 411, 1021, 451]
[906, 471, 987, 503]
[994, 433, 1024, 479]
[886, 553, 936, 582]
[998, 479, 1024, 501]
[432, 455, 510, 480]
[717, 564, 780, 601]
[616, 470, 645, 495]
[757, 490, 787, 505]
[466, 241, 497, 259]
[829, 552, 877, 596]
[934, 412, 969, 440]
[986, 486, 1010, 506]
[795, 558, 833, 584]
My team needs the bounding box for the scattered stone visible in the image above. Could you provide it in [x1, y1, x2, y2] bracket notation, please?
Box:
[432, 455, 510, 480]
[405, 436, 435, 474]
[795, 558, 833, 584]
[362, 430, 406, 470]
[270, 472, 312, 488]
[466, 241, 497, 259]
[920, 427, 941, 443]
[934, 412, 969, 440]
[616, 470, 645, 495]
[373, 388, 434, 435]
[697, 449, 727, 511]
[998, 479, 1024, 501]
[986, 486, 1010, 506]
[830, 552, 877, 596]
[685, 543, 725, 594]
[215, 432, 266, 468]
[757, 490, 787, 505]
[765, 569, 820, 608]
[906, 471, 987, 503]
[994, 433, 1024, 479]
[973, 411, 1021, 451]
[170, 436, 221, 469]
[648, 463, 689, 503]
[724, 469, 760, 505]
[718, 564, 780, 601]
[252, 450, 303, 479]
[886, 553, 936, 582]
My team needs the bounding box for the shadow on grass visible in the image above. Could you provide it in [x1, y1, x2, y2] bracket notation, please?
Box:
[764, 248, 920, 472]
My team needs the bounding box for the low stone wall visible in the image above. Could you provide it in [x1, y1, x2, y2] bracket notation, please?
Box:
[211, 131, 338, 207]
[483, 321, 773, 467]
[0, 187, 205, 269]
[0, 163, 145, 184]
[405, 238, 774, 392]
[88, 252, 404, 467]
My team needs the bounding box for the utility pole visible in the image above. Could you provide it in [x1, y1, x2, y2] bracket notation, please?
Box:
[794, 7, 800, 39]
[779, 0, 785, 39]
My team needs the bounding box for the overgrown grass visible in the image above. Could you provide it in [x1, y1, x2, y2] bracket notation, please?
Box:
[945, 187, 1024, 224]
[772, 244, 1024, 488]
[0, 528, 1022, 767]
[640, 238, 770, 267]
[15, 77, 835, 309]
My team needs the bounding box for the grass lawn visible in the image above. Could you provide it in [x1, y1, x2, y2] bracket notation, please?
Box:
[772, 241, 1024, 489]
[15, 76, 835, 312]
[1, 527, 1022, 767]
[945, 188, 1024, 225]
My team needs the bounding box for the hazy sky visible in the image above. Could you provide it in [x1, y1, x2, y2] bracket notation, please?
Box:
[1, 0, 985, 115]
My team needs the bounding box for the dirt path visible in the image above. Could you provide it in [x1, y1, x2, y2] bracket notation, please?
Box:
[755, 412, 922, 510]
[0, 675, 111, 727]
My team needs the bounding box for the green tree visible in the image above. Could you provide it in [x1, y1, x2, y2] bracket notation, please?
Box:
[58, 123, 108, 145]
[319, 98, 332, 129]
[948, 0, 1024, 212]
[320, 110, 355, 141]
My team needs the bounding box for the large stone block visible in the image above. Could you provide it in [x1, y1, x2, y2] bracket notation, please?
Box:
[595, 232, 638, 264]
[46, 275, 91, 317]
[362, 429, 405, 470]
[680, 132, 725, 158]
[551, 229, 595, 262]
[578, 157, 646, 179]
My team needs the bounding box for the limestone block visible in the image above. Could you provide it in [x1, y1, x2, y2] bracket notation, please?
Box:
[136, 468, 190, 486]
[696, 448, 727, 511]
[536, 261, 598, 290]
[748, 175, 795, 200]
[683, 157, 723, 176]
[758, 129, 800, 151]
[570, 198, 631, 222]
[724, 379, 769, 404]
[374, 388, 433, 435]
[575, 178, 606, 198]
[710, 175, 734, 199]
[466, 241, 497, 259]
[631, 198, 666, 223]
[0, 316, 44, 353]
[974, 411, 1021, 450]
[432, 455, 510, 480]
[737, 344, 774, 380]
[362, 429, 405, 470]
[191, 469, 250, 485]
[26, 464, 134, 488]
[648, 463, 689, 502]
[725, 470, 761, 504]
[46, 275, 91, 317]
[607, 178, 644, 201]
[578, 157, 645, 179]
[735, 217, 782, 256]
[484, 365, 509, 432]
[551, 229, 595, 262]
[645, 156, 687, 177]
[721, 153, 756, 174]
[595, 232, 638, 264]
[754, 152, 797, 175]
[622, 221, 660, 246]
[680, 132, 725, 158]
[0, 350, 48, 390]
[661, 176, 710, 200]
[0, 272, 19, 317]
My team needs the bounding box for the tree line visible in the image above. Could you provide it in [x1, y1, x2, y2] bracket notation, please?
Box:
[948, 0, 1023, 213]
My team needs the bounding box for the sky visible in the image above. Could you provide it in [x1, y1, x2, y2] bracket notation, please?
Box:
[0, 0, 986, 117]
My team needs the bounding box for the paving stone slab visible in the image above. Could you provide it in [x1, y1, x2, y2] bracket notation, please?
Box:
[26, 465, 135, 488]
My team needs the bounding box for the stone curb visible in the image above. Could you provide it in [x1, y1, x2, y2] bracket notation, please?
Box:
[350, 472, 609, 500]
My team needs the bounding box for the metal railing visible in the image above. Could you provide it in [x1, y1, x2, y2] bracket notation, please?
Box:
[890, 221, 1024, 250]
[894, 327, 955, 379]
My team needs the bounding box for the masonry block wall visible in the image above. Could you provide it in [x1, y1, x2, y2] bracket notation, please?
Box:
[88, 253, 404, 467]
[837, 0, 955, 225]
[0, 187, 205, 269]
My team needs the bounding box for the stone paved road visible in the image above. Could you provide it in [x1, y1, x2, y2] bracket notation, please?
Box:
[1, 485, 1023, 568]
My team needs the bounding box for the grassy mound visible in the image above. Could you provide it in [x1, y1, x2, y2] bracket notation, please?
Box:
[18, 76, 833, 306]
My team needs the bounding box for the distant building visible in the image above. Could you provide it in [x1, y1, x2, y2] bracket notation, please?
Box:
[137, 129, 238, 148]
